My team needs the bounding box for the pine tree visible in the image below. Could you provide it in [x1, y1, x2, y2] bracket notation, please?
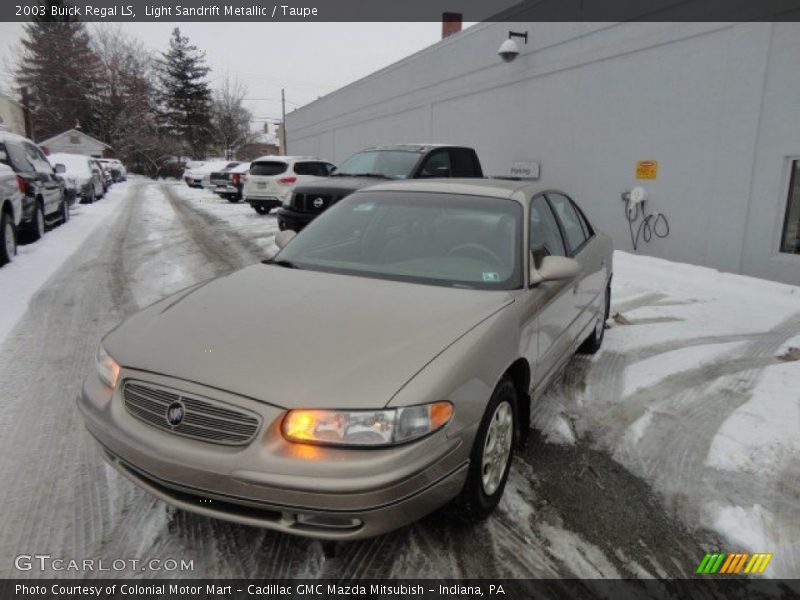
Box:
[15, 17, 102, 141]
[157, 28, 213, 159]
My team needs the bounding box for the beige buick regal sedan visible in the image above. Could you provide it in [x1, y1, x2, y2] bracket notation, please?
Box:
[79, 179, 612, 540]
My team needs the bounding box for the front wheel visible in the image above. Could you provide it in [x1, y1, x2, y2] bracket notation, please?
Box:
[253, 204, 270, 215]
[0, 211, 16, 266]
[227, 195, 241, 203]
[453, 377, 517, 522]
[60, 198, 70, 224]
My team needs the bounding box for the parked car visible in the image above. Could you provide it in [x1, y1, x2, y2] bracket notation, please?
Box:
[0, 162, 24, 266]
[277, 144, 483, 231]
[49, 152, 105, 204]
[244, 156, 334, 215]
[209, 162, 251, 203]
[183, 160, 239, 188]
[93, 159, 112, 192]
[98, 158, 127, 182]
[0, 131, 68, 242]
[77, 179, 612, 540]
[182, 161, 206, 187]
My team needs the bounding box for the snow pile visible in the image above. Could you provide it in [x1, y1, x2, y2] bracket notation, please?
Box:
[0, 183, 127, 347]
[537, 250, 800, 577]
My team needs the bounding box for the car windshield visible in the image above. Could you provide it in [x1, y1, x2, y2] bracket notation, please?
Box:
[275, 191, 523, 289]
[335, 150, 420, 179]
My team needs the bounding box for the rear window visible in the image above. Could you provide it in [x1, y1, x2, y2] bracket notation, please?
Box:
[293, 161, 330, 176]
[250, 161, 288, 176]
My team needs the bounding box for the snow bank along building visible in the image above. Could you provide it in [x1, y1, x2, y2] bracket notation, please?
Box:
[286, 20, 800, 285]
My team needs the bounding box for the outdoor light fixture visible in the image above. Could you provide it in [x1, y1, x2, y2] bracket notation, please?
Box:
[498, 31, 528, 62]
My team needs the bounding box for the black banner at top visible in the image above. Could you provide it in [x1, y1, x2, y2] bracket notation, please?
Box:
[3, 0, 800, 22]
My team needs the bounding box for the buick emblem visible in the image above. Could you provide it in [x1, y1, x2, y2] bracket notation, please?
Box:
[166, 401, 185, 427]
[313, 197, 324, 209]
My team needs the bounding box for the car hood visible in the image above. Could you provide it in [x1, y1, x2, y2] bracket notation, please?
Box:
[294, 176, 390, 195]
[105, 265, 514, 410]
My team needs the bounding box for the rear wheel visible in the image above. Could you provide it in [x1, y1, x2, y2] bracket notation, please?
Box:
[579, 283, 610, 354]
[253, 204, 270, 215]
[227, 195, 241, 203]
[24, 202, 45, 242]
[0, 211, 16, 266]
[452, 377, 517, 522]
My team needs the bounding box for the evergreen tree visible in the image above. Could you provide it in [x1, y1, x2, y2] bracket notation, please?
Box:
[15, 17, 102, 141]
[157, 28, 213, 158]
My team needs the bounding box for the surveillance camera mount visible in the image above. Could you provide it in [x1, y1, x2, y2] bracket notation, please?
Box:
[508, 31, 528, 44]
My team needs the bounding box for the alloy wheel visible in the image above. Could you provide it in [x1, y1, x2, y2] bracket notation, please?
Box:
[4, 221, 14, 258]
[36, 207, 45, 236]
[481, 400, 513, 495]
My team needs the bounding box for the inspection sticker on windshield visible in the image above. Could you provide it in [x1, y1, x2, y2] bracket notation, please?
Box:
[482, 272, 500, 282]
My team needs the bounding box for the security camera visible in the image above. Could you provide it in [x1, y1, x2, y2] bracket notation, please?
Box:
[498, 38, 520, 62]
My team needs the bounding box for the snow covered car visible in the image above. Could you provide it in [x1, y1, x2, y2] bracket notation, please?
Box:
[243, 156, 334, 215]
[98, 158, 127, 182]
[78, 179, 612, 540]
[0, 162, 24, 266]
[49, 153, 105, 204]
[209, 162, 250, 202]
[183, 160, 239, 188]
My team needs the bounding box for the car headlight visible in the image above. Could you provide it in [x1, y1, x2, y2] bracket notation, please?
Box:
[95, 344, 120, 389]
[282, 402, 453, 447]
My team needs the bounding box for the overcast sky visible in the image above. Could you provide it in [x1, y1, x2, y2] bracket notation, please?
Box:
[0, 22, 446, 130]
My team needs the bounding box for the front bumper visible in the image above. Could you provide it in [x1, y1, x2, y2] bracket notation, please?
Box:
[276, 207, 315, 231]
[77, 369, 470, 540]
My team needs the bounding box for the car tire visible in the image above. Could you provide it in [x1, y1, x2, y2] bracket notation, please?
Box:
[227, 195, 241, 203]
[60, 198, 70, 224]
[578, 283, 610, 355]
[253, 204, 270, 215]
[453, 376, 517, 523]
[0, 211, 16, 266]
[23, 202, 45, 242]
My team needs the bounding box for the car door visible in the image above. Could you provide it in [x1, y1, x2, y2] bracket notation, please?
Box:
[24, 142, 62, 213]
[521, 193, 580, 384]
[546, 192, 605, 341]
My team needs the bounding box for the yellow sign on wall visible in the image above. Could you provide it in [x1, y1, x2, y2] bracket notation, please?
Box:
[635, 160, 658, 179]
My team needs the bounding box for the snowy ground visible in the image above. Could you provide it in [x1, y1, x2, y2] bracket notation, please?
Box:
[0, 179, 797, 584]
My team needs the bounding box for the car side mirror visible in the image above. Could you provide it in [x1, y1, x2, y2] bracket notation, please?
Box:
[54, 164, 66, 174]
[530, 255, 581, 285]
[275, 229, 297, 249]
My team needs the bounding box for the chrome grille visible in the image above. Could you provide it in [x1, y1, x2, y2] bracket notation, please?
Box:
[123, 381, 260, 446]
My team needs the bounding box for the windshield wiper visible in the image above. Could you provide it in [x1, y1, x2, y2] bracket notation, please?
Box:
[263, 258, 300, 269]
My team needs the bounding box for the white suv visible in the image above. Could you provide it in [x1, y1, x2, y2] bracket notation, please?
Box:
[243, 156, 334, 215]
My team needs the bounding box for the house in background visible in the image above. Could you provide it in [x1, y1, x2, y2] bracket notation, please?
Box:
[0, 94, 26, 136]
[237, 129, 280, 161]
[39, 128, 114, 158]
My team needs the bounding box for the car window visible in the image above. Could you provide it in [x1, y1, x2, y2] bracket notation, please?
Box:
[250, 161, 288, 176]
[336, 150, 419, 179]
[530, 194, 566, 269]
[573, 201, 594, 239]
[0, 143, 9, 168]
[6, 142, 33, 172]
[547, 192, 587, 254]
[293, 161, 329, 176]
[25, 143, 54, 174]
[419, 150, 451, 178]
[449, 149, 481, 177]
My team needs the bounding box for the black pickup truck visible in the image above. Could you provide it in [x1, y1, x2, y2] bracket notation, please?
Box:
[277, 144, 484, 231]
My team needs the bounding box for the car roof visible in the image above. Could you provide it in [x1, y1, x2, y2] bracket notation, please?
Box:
[251, 155, 319, 162]
[0, 131, 34, 144]
[356, 178, 545, 202]
[358, 143, 466, 153]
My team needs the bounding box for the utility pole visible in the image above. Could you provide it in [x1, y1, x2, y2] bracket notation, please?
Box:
[281, 88, 287, 155]
[20, 86, 33, 139]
